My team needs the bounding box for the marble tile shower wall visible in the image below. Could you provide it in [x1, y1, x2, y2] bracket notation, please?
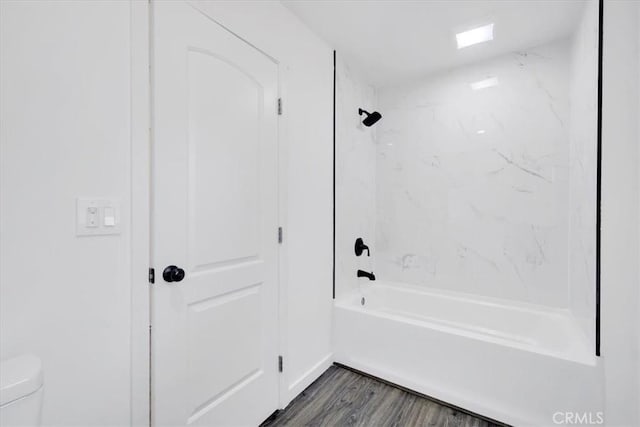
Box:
[376, 40, 573, 307]
[568, 0, 598, 342]
[335, 57, 378, 298]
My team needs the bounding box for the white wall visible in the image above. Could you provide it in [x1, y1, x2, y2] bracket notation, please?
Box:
[568, 0, 599, 351]
[1, 1, 333, 424]
[188, 0, 334, 407]
[335, 56, 377, 299]
[375, 40, 572, 308]
[601, 1, 640, 425]
[0, 1, 134, 425]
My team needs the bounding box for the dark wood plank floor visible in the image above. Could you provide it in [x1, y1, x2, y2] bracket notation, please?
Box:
[261, 365, 505, 427]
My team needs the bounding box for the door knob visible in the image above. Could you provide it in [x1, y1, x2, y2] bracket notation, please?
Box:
[162, 265, 185, 283]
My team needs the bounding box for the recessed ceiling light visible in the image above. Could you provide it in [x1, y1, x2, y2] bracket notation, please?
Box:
[476, 130, 486, 134]
[456, 24, 494, 49]
[470, 77, 499, 91]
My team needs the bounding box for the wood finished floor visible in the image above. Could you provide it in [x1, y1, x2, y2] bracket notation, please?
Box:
[261, 365, 504, 427]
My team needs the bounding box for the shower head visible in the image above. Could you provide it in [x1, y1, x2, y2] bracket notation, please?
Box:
[358, 108, 382, 127]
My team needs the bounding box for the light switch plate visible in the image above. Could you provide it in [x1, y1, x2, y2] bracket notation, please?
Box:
[76, 198, 121, 236]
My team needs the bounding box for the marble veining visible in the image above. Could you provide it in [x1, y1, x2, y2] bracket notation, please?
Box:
[376, 39, 573, 307]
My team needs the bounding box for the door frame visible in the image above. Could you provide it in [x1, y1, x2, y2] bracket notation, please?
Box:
[130, 1, 151, 425]
[129, 1, 289, 424]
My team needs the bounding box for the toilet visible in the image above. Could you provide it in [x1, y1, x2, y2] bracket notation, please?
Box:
[0, 355, 43, 426]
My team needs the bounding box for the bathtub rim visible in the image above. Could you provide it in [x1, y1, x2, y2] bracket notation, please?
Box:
[342, 280, 584, 317]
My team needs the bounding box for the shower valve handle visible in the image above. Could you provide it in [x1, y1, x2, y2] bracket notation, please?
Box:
[355, 238, 370, 256]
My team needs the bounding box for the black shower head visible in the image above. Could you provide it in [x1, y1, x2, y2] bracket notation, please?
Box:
[358, 108, 382, 127]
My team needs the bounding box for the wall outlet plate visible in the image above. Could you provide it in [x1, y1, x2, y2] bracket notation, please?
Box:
[76, 198, 121, 236]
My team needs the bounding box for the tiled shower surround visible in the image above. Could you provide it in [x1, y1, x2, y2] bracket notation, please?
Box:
[567, 0, 599, 346]
[337, 3, 597, 346]
[376, 40, 572, 308]
[335, 57, 378, 299]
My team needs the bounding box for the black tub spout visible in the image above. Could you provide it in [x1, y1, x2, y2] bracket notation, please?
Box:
[357, 270, 376, 281]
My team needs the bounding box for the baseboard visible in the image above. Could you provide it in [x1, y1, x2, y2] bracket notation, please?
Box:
[281, 353, 333, 408]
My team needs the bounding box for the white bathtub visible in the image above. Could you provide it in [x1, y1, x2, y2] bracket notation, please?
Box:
[334, 282, 603, 426]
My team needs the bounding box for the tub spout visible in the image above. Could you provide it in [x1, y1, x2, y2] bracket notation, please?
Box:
[357, 270, 376, 281]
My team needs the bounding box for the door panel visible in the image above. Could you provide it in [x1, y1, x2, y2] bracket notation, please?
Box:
[186, 284, 262, 423]
[187, 48, 261, 270]
[151, 2, 279, 425]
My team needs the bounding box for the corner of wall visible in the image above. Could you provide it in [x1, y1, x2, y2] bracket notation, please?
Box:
[601, 0, 640, 425]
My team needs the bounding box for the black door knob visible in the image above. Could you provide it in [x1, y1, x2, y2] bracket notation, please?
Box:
[163, 265, 185, 283]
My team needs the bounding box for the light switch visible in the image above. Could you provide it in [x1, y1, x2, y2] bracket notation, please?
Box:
[76, 198, 121, 236]
[103, 207, 115, 227]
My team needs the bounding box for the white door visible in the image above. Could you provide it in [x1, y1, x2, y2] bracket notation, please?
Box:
[151, 2, 280, 425]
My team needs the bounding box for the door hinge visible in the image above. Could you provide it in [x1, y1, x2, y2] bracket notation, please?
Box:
[278, 227, 283, 244]
[277, 98, 283, 115]
[148, 268, 155, 284]
[278, 355, 283, 373]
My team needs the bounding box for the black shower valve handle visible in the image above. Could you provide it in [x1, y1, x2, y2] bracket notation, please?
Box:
[355, 238, 370, 257]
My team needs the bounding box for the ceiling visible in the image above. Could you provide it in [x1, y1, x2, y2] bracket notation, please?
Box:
[281, 0, 585, 87]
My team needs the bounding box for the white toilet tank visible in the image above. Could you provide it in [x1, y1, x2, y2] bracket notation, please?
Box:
[0, 354, 43, 426]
